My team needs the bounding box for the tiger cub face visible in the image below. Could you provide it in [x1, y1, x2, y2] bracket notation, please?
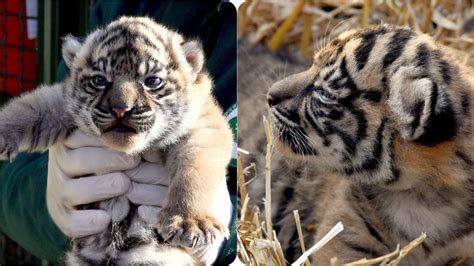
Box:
[61, 16, 208, 153]
[268, 25, 468, 184]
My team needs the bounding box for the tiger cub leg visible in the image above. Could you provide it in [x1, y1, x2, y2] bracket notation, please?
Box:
[0, 84, 73, 158]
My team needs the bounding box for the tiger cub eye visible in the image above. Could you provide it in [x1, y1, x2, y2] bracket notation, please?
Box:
[144, 77, 163, 90]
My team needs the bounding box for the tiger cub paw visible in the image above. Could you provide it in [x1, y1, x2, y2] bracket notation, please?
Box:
[157, 208, 229, 249]
[0, 135, 18, 161]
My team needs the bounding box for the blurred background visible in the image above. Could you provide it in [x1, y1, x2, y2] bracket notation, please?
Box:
[239, 0, 474, 67]
[0, 0, 88, 97]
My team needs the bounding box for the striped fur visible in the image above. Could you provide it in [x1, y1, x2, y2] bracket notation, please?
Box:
[243, 25, 473, 265]
[0, 17, 233, 265]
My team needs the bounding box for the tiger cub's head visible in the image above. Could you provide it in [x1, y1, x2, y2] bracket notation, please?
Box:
[268, 25, 471, 184]
[61, 16, 210, 153]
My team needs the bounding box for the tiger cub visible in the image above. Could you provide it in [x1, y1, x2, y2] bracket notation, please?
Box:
[0, 16, 232, 265]
[263, 25, 474, 265]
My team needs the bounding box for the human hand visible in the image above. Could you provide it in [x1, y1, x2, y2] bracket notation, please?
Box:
[125, 150, 170, 218]
[46, 130, 229, 264]
[46, 131, 139, 238]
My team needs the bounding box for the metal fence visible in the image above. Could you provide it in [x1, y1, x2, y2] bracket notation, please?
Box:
[0, 0, 37, 96]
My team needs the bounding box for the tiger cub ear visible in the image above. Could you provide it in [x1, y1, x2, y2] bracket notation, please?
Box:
[61, 35, 82, 69]
[388, 66, 457, 145]
[170, 33, 205, 80]
[181, 40, 205, 75]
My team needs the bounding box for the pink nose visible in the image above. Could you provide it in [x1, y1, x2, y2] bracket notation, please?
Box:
[112, 107, 129, 118]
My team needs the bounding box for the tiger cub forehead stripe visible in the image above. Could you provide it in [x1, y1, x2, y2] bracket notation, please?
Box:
[354, 27, 387, 71]
[382, 28, 415, 69]
[91, 58, 106, 72]
[137, 59, 167, 77]
[433, 49, 453, 85]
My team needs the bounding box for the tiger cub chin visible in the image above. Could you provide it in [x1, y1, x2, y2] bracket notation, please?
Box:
[0, 16, 232, 265]
[266, 25, 473, 265]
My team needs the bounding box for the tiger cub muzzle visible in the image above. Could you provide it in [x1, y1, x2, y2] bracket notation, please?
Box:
[267, 68, 321, 157]
[92, 80, 156, 151]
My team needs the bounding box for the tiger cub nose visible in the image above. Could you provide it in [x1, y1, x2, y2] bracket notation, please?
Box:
[111, 107, 132, 118]
[267, 90, 292, 107]
[267, 93, 279, 107]
[267, 80, 299, 107]
[267, 70, 312, 107]
[267, 83, 287, 106]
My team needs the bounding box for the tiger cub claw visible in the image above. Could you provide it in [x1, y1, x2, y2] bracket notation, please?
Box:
[0, 135, 18, 162]
[157, 208, 229, 249]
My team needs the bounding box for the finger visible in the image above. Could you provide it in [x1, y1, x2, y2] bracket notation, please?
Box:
[191, 238, 223, 264]
[125, 162, 169, 185]
[59, 147, 139, 177]
[127, 182, 168, 206]
[65, 210, 111, 239]
[137, 205, 161, 225]
[141, 150, 163, 163]
[63, 130, 104, 149]
[64, 173, 131, 207]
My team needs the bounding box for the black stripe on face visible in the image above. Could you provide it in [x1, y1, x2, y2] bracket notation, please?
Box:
[327, 109, 343, 120]
[101, 21, 164, 47]
[322, 67, 337, 82]
[304, 100, 330, 142]
[362, 91, 382, 103]
[354, 28, 386, 71]
[339, 57, 360, 92]
[431, 49, 453, 85]
[146, 59, 165, 74]
[275, 108, 319, 156]
[275, 106, 300, 124]
[438, 59, 452, 85]
[127, 32, 161, 52]
[328, 76, 346, 91]
[156, 88, 174, 98]
[100, 30, 125, 49]
[128, 20, 166, 43]
[322, 56, 338, 69]
[382, 29, 414, 69]
[280, 127, 318, 156]
[350, 108, 368, 153]
[415, 43, 430, 69]
[344, 118, 386, 175]
[325, 122, 358, 157]
[78, 75, 102, 95]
